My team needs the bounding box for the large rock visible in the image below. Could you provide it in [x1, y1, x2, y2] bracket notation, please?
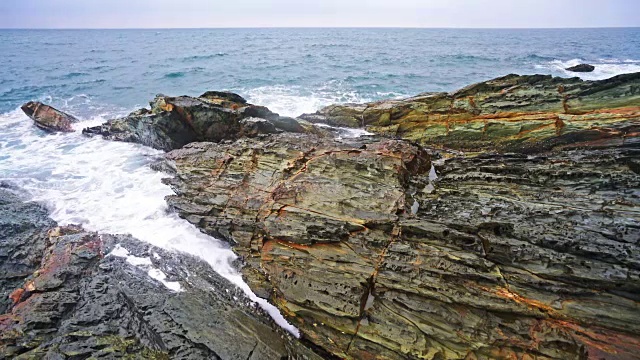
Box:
[83, 92, 309, 151]
[164, 113, 640, 357]
[299, 73, 640, 153]
[20, 101, 77, 133]
[0, 188, 320, 359]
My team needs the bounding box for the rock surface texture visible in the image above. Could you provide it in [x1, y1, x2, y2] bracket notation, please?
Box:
[300, 73, 640, 153]
[20, 101, 77, 133]
[83, 91, 309, 151]
[164, 74, 640, 359]
[0, 188, 319, 360]
[566, 64, 596, 73]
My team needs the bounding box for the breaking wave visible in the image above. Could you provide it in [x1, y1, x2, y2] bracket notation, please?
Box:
[0, 99, 299, 336]
[536, 58, 640, 80]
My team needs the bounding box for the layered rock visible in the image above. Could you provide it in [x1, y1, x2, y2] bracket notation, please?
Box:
[20, 101, 77, 133]
[300, 73, 640, 153]
[162, 73, 640, 359]
[0, 188, 320, 359]
[83, 91, 309, 151]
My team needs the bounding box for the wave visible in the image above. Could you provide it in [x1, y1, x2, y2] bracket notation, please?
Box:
[522, 54, 556, 62]
[243, 81, 370, 117]
[62, 72, 89, 79]
[437, 54, 494, 63]
[535, 58, 640, 80]
[0, 105, 298, 336]
[164, 71, 186, 79]
[181, 53, 229, 62]
[163, 67, 207, 79]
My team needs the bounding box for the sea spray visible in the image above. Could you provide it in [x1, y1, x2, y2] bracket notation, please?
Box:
[0, 108, 299, 336]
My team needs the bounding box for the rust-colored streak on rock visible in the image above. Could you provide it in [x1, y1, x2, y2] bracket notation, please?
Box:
[164, 73, 640, 360]
[550, 320, 640, 360]
[8, 289, 25, 305]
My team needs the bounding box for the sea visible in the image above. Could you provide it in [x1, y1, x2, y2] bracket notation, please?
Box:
[1, 28, 639, 333]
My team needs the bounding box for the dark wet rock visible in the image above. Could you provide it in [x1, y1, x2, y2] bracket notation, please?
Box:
[240, 117, 279, 137]
[0, 189, 322, 360]
[20, 101, 77, 133]
[299, 73, 640, 153]
[164, 131, 640, 357]
[0, 189, 55, 315]
[83, 92, 309, 151]
[566, 63, 596, 72]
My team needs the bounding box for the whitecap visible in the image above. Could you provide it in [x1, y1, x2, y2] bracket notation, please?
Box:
[535, 58, 640, 80]
[0, 106, 299, 337]
[243, 81, 369, 117]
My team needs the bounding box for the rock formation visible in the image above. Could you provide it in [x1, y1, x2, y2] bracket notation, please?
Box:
[13, 73, 638, 359]
[83, 91, 310, 151]
[300, 73, 639, 153]
[566, 64, 596, 73]
[162, 73, 640, 359]
[0, 187, 320, 359]
[20, 101, 77, 133]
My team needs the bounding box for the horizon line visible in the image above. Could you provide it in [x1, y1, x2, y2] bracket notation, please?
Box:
[1, 26, 639, 30]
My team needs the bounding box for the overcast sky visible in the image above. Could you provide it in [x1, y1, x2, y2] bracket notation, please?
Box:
[0, 0, 637, 29]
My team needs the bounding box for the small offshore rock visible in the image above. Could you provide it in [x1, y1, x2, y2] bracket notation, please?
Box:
[565, 63, 596, 72]
[20, 101, 77, 133]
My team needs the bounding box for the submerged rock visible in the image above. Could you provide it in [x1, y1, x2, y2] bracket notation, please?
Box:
[299, 73, 640, 153]
[83, 91, 308, 151]
[0, 189, 321, 359]
[20, 101, 77, 133]
[566, 63, 596, 72]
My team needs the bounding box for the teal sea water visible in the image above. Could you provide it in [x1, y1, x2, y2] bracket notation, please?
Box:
[0, 28, 639, 333]
[1, 28, 640, 116]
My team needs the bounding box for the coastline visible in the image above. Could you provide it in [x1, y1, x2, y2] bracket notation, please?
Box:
[2, 71, 639, 359]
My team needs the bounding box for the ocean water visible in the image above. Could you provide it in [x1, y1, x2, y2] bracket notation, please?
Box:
[1, 28, 639, 333]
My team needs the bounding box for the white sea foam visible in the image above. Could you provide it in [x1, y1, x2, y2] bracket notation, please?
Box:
[536, 58, 640, 80]
[244, 81, 370, 117]
[0, 105, 299, 337]
[313, 123, 374, 139]
[108, 244, 183, 292]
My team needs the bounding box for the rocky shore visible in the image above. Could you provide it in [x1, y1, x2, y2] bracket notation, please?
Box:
[0, 187, 319, 359]
[8, 73, 640, 359]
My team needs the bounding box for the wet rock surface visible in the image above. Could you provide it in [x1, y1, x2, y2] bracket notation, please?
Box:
[164, 73, 640, 359]
[0, 188, 320, 360]
[566, 64, 596, 73]
[10, 73, 640, 359]
[82, 92, 309, 151]
[300, 73, 640, 153]
[20, 101, 77, 133]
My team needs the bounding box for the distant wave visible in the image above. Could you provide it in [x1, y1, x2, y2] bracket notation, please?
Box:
[163, 67, 207, 79]
[181, 53, 228, 62]
[164, 71, 186, 79]
[522, 54, 556, 62]
[536, 58, 640, 80]
[437, 54, 494, 62]
[42, 42, 75, 46]
[62, 72, 89, 79]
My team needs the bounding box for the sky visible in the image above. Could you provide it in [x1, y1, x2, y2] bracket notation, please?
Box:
[0, 0, 637, 29]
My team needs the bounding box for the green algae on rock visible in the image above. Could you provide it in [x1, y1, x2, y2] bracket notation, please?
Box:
[164, 134, 640, 360]
[299, 73, 640, 153]
[163, 73, 640, 360]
